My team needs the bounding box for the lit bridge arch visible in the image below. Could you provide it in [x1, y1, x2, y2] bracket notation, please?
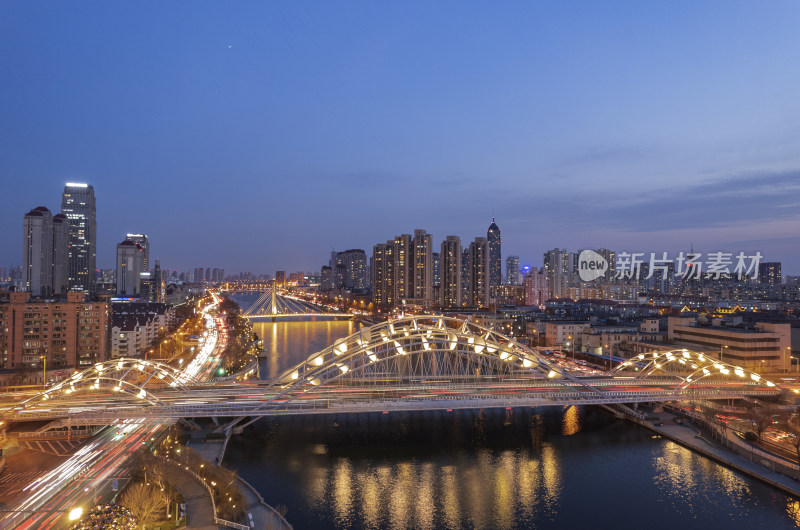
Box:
[20, 358, 193, 408]
[241, 316, 602, 417]
[612, 349, 779, 391]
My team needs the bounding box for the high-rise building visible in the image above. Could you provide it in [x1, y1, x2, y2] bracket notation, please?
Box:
[596, 248, 616, 280]
[506, 255, 520, 285]
[0, 291, 109, 371]
[468, 237, 490, 307]
[116, 236, 147, 296]
[125, 234, 150, 271]
[461, 248, 470, 304]
[412, 229, 433, 304]
[52, 214, 69, 295]
[543, 248, 572, 299]
[524, 267, 548, 306]
[487, 218, 501, 294]
[22, 206, 54, 297]
[275, 271, 286, 287]
[440, 236, 462, 308]
[759, 262, 782, 284]
[320, 265, 333, 291]
[61, 183, 96, 292]
[335, 249, 368, 290]
[193, 268, 204, 283]
[371, 242, 395, 308]
[393, 234, 413, 302]
[432, 252, 441, 288]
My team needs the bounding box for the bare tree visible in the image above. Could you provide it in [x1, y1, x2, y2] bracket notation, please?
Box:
[747, 404, 773, 443]
[120, 483, 167, 528]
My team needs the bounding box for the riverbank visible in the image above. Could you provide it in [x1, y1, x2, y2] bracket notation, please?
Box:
[627, 406, 800, 498]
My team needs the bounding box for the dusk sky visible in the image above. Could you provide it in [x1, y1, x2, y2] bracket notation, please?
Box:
[2, 1, 800, 274]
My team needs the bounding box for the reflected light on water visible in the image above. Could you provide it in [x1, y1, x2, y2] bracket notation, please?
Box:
[561, 405, 581, 436]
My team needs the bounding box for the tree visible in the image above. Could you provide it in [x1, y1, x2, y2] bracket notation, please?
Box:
[120, 483, 167, 528]
[747, 404, 773, 443]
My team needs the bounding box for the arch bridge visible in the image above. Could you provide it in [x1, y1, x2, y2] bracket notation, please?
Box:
[2, 317, 784, 429]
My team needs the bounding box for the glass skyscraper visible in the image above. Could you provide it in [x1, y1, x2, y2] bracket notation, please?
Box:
[61, 183, 96, 292]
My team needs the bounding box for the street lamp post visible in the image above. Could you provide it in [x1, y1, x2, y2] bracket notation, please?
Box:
[720, 344, 728, 364]
[40, 355, 46, 390]
[605, 344, 611, 370]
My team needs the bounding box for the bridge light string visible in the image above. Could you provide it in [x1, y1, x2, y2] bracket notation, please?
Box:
[263, 316, 584, 410]
[614, 349, 779, 390]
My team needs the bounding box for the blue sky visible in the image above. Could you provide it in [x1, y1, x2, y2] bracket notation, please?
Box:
[2, 1, 800, 274]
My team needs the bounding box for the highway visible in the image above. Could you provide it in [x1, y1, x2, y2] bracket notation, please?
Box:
[0, 296, 227, 529]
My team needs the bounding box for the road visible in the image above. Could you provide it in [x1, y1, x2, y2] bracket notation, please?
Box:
[0, 296, 227, 529]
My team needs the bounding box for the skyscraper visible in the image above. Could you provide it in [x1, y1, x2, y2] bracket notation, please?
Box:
[116, 236, 147, 296]
[52, 214, 69, 295]
[506, 255, 520, 285]
[393, 234, 413, 302]
[543, 248, 572, 299]
[334, 249, 368, 290]
[487, 218, 501, 294]
[412, 229, 433, 304]
[371, 242, 395, 309]
[125, 234, 150, 271]
[61, 183, 96, 292]
[23, 206, 54, 296]
[440, 236, 462, 308]
[468, 237, 490, 307]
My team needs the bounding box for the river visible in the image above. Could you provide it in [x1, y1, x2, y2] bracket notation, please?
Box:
[225, 295, 800, 529]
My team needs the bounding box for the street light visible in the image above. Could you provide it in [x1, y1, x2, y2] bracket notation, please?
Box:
[39, 355, 47, 390]
[720, 344, 728, 364]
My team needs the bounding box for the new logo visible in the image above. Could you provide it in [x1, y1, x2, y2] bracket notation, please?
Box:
[578, 250, 608, 282]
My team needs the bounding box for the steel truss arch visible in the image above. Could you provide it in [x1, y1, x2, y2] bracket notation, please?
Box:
[611, 348, 779, 391]
[258, 316, 605, 411]
[21, 358, 194, 407]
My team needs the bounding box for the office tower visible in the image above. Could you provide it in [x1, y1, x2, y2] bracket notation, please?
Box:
[506, 255, 520, 285]
[759, 262, 781, 284]
[52, 214, 69, 295]
[412, 229, 433, 303]
[321, 266, 333, 291]
[487, 218, 501, 292]
[468, 237, 490, 307]
[275, 271, 286, 287]
[372, 242, 395, 308]
[116, 237, 145, 295]
[440, 236, 462, 308]
[61, 183, 96, 292]
[524, 267, 548, 306]
[205, 267, 211, 283]
[23, 206, 54, 296]
[543, 248, 572, 299]
[335, 249, 368, 290]
[393, 234, 413, 302]
[193, 268, 204, 283]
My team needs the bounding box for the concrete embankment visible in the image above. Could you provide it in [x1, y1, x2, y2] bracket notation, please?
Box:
[616, 406, 800, 498]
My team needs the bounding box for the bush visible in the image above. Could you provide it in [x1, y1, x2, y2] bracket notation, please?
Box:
[744, 431, 758, 442]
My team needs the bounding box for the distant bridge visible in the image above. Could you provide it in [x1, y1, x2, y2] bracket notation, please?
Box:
[239, 286, 353, 321]
[1, 316, 784, 432]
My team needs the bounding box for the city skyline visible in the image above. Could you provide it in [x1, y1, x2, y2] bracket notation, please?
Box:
[2, 2, 800, 273]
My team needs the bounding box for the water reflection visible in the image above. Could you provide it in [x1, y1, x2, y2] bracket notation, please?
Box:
[223, 306, 800, 529]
